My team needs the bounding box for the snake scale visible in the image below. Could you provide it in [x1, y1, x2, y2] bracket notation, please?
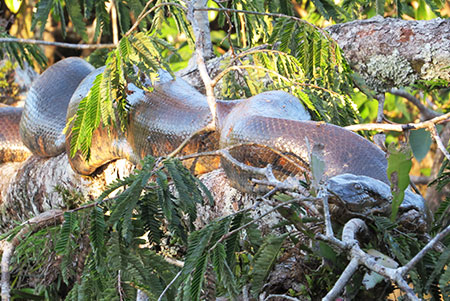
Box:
[1, 57, 427, 217]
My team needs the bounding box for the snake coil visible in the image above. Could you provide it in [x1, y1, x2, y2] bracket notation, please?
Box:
[5, 57, 391, 193]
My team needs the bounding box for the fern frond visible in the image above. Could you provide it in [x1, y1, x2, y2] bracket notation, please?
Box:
[250, 234, 288, 296]
[31, 0, 53, 36]
[55, 212, 76, 255]
[90, 205, 106, 269]
[69, 72, 103, 159]
[66, 0, 88, 41]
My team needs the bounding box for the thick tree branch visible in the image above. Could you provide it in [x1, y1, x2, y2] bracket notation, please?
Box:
[327, 16, 450, 91]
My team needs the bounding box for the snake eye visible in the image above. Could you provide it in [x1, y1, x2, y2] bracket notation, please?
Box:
[353, 183, 362, 190]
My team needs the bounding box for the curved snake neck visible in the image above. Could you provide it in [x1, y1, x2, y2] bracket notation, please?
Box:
[7, 58, 390, 193]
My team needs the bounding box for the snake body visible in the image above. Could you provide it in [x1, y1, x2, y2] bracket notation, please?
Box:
[2, 57, 391, 194]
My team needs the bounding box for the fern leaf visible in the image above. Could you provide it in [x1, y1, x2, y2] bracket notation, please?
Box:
[250, 234, 288, 296]
[55, 212, 75, 255]
[66, 0, 88, 41]
[69, 72, 103, 159]
[31, 0, 53, 36]
[90, 205, 106, 269]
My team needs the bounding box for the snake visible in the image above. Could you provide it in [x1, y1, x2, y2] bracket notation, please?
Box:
[0, 57, 426, 215]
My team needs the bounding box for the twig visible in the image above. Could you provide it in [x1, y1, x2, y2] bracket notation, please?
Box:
[398, 224, 450, 277]
[194, 7, 326, 36]
[319, 188, 333, 237]
[345, 112, 450, 132]
[375, 93, 385, 123]
[323, 258, 359, 300]
[158, 270, 182, 301]
[209, 196, 319, 253]
[118, 270, 125, 301]
[319, 218, 431, 301]
[389, 89, 440, 120]
[429, 124, 450, 162]
[165, 123, 216, 159]
[126, 2, 187, 36]
[264, 294, 301, 301]
[0, 38, 116, 49]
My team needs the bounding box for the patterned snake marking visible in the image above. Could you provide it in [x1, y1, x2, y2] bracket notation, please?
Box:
[1, 57, 391, 194]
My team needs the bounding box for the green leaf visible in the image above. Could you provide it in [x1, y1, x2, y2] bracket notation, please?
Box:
[251, 234, 288, 296]
[410, 129, 432, 163]
[31, 0, 53, 36]
[66, 0, 88, 41]
[387, 144, 412, 221]
[376, 0, 385, 15]
[90, 205, 106, 268]
[55, 212, 75, 255]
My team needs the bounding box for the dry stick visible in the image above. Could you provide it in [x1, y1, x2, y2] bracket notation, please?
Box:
[157, 270, 182, 301]
[389, 88, 440, 120]
[126, 2, 187, 37]
[429, 124, 450, 162]
[264, 294, 301, 301]
[397, 224, 450, 277]
[195, 34, 217, 126]
[323, 258, 359, 301]
[0, 38, 116, 49]
[345, 112, 450, 132]
[375, 93, 385, 123]
[346, 112, 450, 161]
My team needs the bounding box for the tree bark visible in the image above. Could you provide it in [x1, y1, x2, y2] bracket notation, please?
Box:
[327, 16, 450, 91]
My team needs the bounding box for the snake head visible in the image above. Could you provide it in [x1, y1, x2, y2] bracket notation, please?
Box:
[327, 173, 392, 215]
[327, 174, 428, 224]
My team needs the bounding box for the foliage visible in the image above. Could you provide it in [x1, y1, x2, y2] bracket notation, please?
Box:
[2, 0, 450, 300]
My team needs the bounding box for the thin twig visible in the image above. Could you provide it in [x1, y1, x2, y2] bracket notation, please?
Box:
[158, 270, 182, 301]
[126, 2, 187, 36]
[165, 123, 216, 159]
[194, 6, 326, 35]
[208, 196, 319, 253]
[389, 89, 440, 120]
[429, 124, 450, 162]
[398, 224, 450, 277]
[345, 112, 450, 132]
[375, 93, 385, 123]
[264, 294, 301, 301]
[0, 38, 116, 49]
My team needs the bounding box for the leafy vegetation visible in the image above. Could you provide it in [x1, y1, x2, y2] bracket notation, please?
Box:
[1, 0, 449, 300]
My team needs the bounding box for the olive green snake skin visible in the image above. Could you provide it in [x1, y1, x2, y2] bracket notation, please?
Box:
[1, 57, 392, 194]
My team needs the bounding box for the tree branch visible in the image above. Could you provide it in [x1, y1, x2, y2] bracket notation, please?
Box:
[0, 38, 116, 49]
[345, 112, 450, 132]
[389, 89, 440, 120]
